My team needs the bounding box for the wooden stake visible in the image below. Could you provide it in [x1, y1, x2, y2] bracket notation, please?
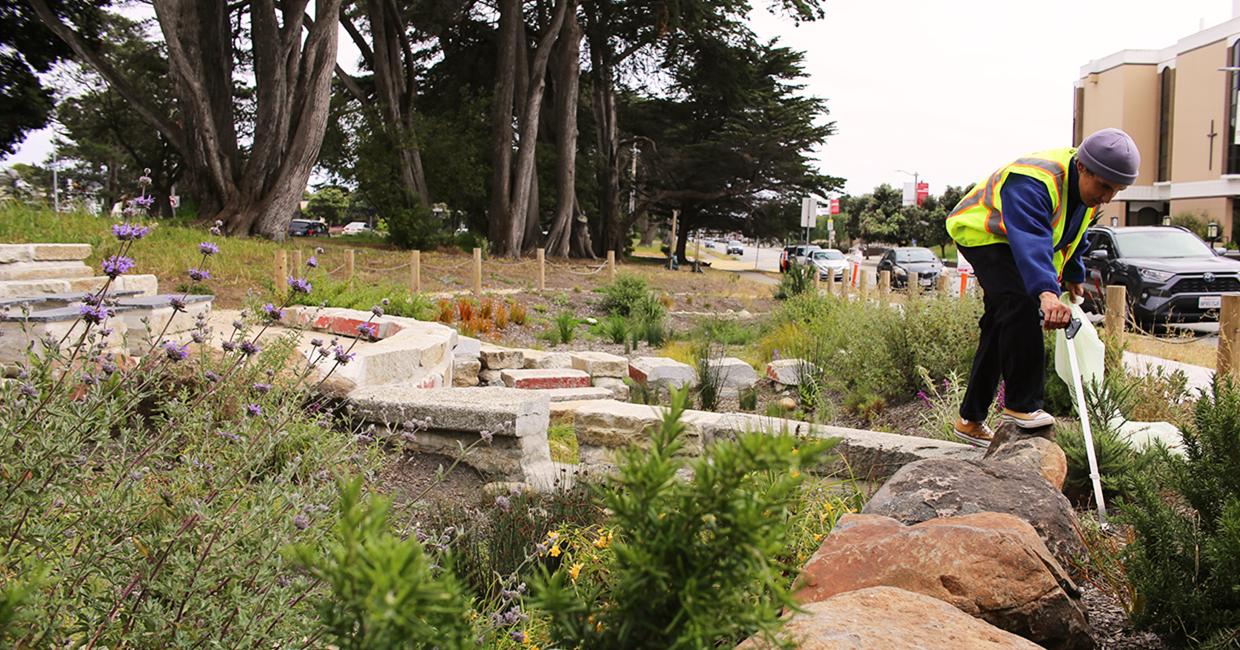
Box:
[1104, 285, 1127, 341]
[1218, 294, 1240, 380]
[292, 249, 303, 274]
[473, 247, 483, 296]
[410, 250, 421, 293]
[345, 249, 355, 281]
[274, 250, 287, 290]
[537, 248, 546, 292]
[607, 250, 616, 281]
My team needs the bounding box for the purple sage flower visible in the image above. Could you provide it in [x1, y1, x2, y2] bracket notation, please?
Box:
[232, 319, 244, 331]
[132, 194, 154, 207]
[371, 305, 384, 317]
[252, 382, 272, 394]
[169, 296, 186, 312]
[479, 429, 493, 444]
[221, 340, 237, 353]
[199, 242, 220, 256]
[187, 268, 211, 282]
[204, 370, 222, 383]
[79, 303, 110, 325]
[112, 223, 151, 241]
[190, 331, 205, 344]
[306, 256, 318, 268]
[162, 341, 189, 361]
[215, 429, 241, 442]
[495, 495, 511, 512]
[293, 514, 310, 531]
[916, 390, 931, 407]
[332, 346, 355, 365]
[510, 631, 526, 643]
[246, 403, 262, 417]
[261, 303, 283, 321]
[357, 322, 378, 339]
[18, 383, 38, 399]
[100, 255, 135, 278]
[310, 338, 324, 348]
[239, 341, 260, 357]
[287, 276, 312, 294]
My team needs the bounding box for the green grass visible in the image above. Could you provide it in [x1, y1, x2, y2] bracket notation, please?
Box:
[548, 421, 579, 464]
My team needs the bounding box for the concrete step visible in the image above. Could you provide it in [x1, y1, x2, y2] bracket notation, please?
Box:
[501, 368, 591, 389]
[0, 274, 158, 299]
[0, 261, 94, 281]
[0, 243, 91, 263]
[539, 386, 614, 402]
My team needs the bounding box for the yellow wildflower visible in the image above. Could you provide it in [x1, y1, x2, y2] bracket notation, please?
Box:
[569, 562, 583, 581]
[549, 543, 561, 558]
[790, 469, 801, 479]
[791, 446, 799, 455]
[547, 530, 559, 541]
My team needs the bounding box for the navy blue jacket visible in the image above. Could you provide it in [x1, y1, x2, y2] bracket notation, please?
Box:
[998, 160, 1088, 297]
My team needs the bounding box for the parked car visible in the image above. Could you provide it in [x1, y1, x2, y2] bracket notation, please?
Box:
[726, 240, 744, 255]
[703, 239, 716, 249]
[341, 221, 373, 236]
[288, 218, 328, 237]
[792, 244, 822, 267]
[809, 248, 848, 281]
[1082, 225, 1240, 325]
[876, 247, 944, 288]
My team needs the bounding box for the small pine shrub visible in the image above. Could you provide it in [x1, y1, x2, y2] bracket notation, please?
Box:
[290, 479, 473, 649]
[599, 273, 650, 316]
[774, 262, 813, 300]
[739, 386, 758, 411]
[531, 388, 837, 649]
[1121, 378, 1240, 645]
[456, 298, 475, 322]
[493, 302, 509, 329]
[631, 294, 668, 346]
[695, 342, 725, 412]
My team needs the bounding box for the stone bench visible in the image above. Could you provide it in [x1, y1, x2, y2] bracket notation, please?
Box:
[500, 368, 591, 389]
[349, 386, 554, 487]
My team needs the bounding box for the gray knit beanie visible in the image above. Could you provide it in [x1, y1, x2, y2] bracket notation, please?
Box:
[1078, 128, 1140, 185]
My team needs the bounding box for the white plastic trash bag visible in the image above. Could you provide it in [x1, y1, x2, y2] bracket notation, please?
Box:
[1054, 295, 1105, 391]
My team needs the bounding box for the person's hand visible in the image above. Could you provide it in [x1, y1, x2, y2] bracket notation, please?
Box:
[1039, 291, 1071, 329]
[1065, 281, 1085, 300]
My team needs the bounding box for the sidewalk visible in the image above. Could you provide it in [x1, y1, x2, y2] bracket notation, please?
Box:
[1122, 351, 1214, 396]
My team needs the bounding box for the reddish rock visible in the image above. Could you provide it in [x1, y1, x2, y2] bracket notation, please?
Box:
[794, 513, 1093, 649]
[500, 368, 592, 390]
[310, 315, 402, 340]
[984, 428, 1068, 491]
[736, 586, 1042, 650]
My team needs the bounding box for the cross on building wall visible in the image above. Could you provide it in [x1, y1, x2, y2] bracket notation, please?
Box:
[1208, 119, 1219, 170]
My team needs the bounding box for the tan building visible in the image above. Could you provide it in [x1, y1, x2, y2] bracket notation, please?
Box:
[1076, 15, 1240, 242]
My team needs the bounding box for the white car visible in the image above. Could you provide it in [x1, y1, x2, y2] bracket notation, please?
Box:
[810, 249, 849, 281]
[341, 221, 372, 236]
[726, 240, 744, 255]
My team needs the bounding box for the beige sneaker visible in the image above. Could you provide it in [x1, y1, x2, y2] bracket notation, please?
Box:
[1000, 408, 1055, 429]
[953, 418, 994, 447]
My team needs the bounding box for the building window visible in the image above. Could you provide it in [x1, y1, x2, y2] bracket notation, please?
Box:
[1073, 87, 1084, 146]
[1158, 67, 1174, 181]
[1228, 45, 1240, 174]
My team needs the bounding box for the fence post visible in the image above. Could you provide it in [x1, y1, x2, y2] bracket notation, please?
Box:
[291, 249, 303, 274]
[936, 274, 948, 293]
[274, 250, 288, 290]
[879, 269, 891, 303]
[1218, 294, 1240, 380]
[410, 250, 421, 293]
[607, 250, 616, 280]
[537, 248, 546, 292]
[473, 247, 483, 296]
[1104, 285, 1127, 341]
[824, 269, 834, 295]
[910, 272, 920, 295]
[859, 270, 870, 300]
[345, 249, 355, 281]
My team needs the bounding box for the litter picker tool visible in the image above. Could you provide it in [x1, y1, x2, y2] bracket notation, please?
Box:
[1041, 306, 1108, 523]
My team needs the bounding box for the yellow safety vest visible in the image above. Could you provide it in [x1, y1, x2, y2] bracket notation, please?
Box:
[946, 147, 1093, 279]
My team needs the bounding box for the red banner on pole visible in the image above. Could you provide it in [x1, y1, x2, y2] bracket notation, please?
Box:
[916, 182, 929, 206]
[830, 198, 840, 215]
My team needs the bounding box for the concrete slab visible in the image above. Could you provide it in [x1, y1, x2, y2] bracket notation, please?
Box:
[480, 344, 523, 370]
[501, 368, 591, 389]
[540, 386, 614, 402]
[32, 244, 92, 261]
[521, 348, 574, 369]
[454, 336, 481, 358]
[1122, 351, 1213, 397]
[629, 356, 696, 388]
[0, 261, 94, 281]
[570, 350, 628, 378]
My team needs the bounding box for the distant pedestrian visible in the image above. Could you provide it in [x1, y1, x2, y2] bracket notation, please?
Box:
[945, 128, 1139, 446]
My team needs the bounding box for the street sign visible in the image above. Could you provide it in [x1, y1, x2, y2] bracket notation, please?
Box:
[903, 182, 931, 207]
[830, 198, 840, 214]
[169, 195, 181, 208]
[800, 197, 816, 228]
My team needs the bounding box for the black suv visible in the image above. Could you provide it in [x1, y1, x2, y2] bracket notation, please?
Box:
[876, 247, 944, 288]
[289, 218, 328, 237]
[1082, 225, 1240, 324]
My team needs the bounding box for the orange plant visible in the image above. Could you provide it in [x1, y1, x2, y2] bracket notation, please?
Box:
[494, 302, 509, 329]
[509, 302, 528, 326]
[457, 298, 475, 322]
[436, 299, 455, 323]
[480, 298, 494, 320]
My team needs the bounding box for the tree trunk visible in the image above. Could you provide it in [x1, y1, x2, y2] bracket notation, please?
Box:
[503, 0, 567, 257]
[487, 0, 520, 247]
[638, 209, 654, 246]
[544, 0, 581, 258]
[588, 55, 623, 257]
[364, 0, 430, 209]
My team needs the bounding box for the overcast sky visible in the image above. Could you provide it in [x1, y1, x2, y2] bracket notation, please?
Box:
[4, 0, 1236, 198]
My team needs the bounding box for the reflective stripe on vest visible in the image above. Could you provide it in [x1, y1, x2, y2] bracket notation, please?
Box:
[945, 148, 1092, 279]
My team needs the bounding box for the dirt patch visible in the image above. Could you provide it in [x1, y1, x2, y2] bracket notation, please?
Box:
[1080, 586, 1167, 649]
[377, 448, 488, 511]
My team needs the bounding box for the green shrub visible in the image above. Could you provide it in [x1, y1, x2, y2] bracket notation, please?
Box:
[695, 341, 725, 412]
[555, 312, 579, 343]
[1121, 378, 1240, 645]
[630, 294, 668, 346]
[601, 316, 630, 344]
[599, 273, 650, 316]
[774, 262, 813, 300]
[387, 204, 448, 250]
[532, 388, 837, 648]
[288, 276, 436, 320]
[290, 479, 473, 649]
[739, 386, 758, 411]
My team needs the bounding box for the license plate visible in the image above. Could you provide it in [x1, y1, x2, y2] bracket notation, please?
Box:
[920, 277, 934, 286]
[1199, 296, 1222, 309]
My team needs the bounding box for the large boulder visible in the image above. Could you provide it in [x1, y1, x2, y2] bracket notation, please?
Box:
[795, 513, 1093, 649]
[705, 357, 757, 395]
[862, 458, 1086, 568]
[736, 586, 1042, 650]
[570, 351, 629, 378]
[984, 431, 1068, 492]
[766, 359, 818, 387]
[629, 356, 696, 389]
